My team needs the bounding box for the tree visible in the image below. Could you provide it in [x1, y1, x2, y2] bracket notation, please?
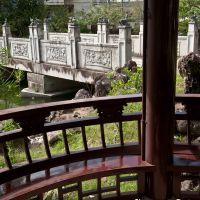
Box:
[12, 0, 46, 37]
[179, 0, 200, 34]
[76, 2, 143, 34]
[0, 0, 46, 37]
[47, 6, 71, 33]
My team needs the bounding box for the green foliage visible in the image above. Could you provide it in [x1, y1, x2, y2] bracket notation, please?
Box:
[1, 119, 19, 132]
[108, 67, 143, 113]
[76, 3, 143, 34]
[179, 0, 200, 34]
[1, 119, 20, 164]
[0, 68, 24, 109]
[0, 0, 46, 37]
[108, 67, 142, 96]
[47, 6, 71, 33]
[176, 73, 184, 94]
[0, 48, 24, 109]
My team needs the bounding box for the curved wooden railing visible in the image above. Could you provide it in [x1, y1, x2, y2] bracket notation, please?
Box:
[0, 94, 200, 199]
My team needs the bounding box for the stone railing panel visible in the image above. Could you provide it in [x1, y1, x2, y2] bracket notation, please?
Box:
[48, 33, 69, 43]
[108, 35, 119, 44]
[80, 33, 97, 43]
[40, 40, 70, 65]
[177, 36, 188, 57]
[0, 37, 4, 48]
[131, 35, 140, 56]
[9, 38, 32, 60]
[78, 42, 118, 71]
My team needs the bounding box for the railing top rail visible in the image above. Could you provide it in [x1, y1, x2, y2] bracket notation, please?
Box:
[175, 93, 200, 103]
[0, 94, 142, 121]
[1, 93, 200, 121]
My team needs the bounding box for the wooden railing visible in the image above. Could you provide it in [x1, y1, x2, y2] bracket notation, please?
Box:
[0, 94, 200, 199]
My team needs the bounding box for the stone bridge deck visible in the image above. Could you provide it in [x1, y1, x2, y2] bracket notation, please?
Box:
[0, 18, 199, 96]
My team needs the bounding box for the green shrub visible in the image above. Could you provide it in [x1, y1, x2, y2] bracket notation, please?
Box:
[108, 67, 142, 96]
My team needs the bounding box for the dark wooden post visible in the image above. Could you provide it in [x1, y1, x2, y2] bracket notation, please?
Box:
[144, 0, 179, 199]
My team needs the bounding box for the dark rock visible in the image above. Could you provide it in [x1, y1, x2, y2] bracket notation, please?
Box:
[127, 60, 137, 72]
[94, 77, 111, 97]
[176, 120, 200, 135]
[193, 136, 200, 143]
[115, 67, 123, 73]
[178, 53, 200, 93]
[181, 180, 193, 191]
[28, 131, 62, 147]
[113, 73, 128, 83]
[74, 89, 92, 100]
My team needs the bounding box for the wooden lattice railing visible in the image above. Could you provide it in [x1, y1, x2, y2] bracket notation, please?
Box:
[0, 94, 200, 199]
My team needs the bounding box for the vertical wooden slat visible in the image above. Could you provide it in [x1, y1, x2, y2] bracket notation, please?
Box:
[173, 172, 181, 198]
[97, 177, 102, 200]
[199, 177, 200, 196]
[81, 126, 88, 151]
[100, 123, 106, 148]
[116, 175, 120, 197]
[45, 169, 50, 178]
[5, 183, 11, 194]
[58, 187, 64, 200]
[24, 137, 32, 164]
[119, 121, 124, 146]
[138, 120, 142, 145]
[2, 143, 12, 169]
[138, 172, 145, 195]
[62, 129, 70, 155]
[26, 175, 31, 184]
[37, 194, 43, 200]
[43, 132, 51, 159]
[78, 181, 82, 200]
[187, 119, 191, 145]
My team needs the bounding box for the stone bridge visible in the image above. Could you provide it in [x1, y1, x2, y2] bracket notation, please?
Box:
[0, 18, 199, 97]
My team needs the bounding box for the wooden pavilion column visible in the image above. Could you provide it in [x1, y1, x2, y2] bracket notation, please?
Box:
[144, 0, 179, 199]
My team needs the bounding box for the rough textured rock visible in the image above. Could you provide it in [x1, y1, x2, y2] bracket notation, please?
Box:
[74, 89, 92, 100]
[178, 53, 200, 93]
[176, 53, 200, 136]
[115, 67, 123, 73]
[28, 131, 62, 147]
[94, 76, 111, 97]
[181, 180, 193, 191]
[113, 73, 128, 83]
[176, 120, 200, 135]
[193, 136, 200, 143]
[127, 60, 137, 72]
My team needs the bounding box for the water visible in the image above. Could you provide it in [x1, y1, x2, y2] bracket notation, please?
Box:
[0, 91, 76, 110]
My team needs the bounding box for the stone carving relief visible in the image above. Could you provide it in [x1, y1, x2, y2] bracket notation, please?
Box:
[82, 38, 94, 43]
[13, 43, 29, 58]
[0, 41, 3, 48]
[46, 47, 66, 63]
[49, 36, 67, 42]
[84, 49, 112, 68]
[110, 37, 118, 44]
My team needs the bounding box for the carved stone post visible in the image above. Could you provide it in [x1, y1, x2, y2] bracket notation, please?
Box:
[29, 19, 43, 63]
[33, 20, 43, 63]
[97, 18, 109, 43]
[2, 19, 11, 48]
[139, 21, 143, 56]
[187, 17, 199, 54]
[43, 18, 49, 40]
[29, 20, 35, 61]
[68, 17, 80, 68]
[118, 19, 132, 67]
